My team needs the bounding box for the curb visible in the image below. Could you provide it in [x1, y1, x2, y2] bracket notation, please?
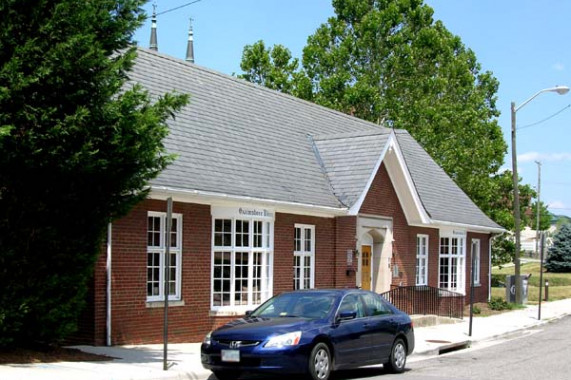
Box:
[413, 310, 571, 358]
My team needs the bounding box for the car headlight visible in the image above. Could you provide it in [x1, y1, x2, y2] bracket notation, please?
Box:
[203, 331, 212, 346]
[264, 331, 302, 348]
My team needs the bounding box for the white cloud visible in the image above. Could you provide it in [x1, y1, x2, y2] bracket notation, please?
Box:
[518, 151, 571, 163]
[548, 200, 566, 210]
[552, 62, 565, 71]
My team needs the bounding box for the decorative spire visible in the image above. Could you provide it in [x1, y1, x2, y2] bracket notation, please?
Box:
[149, 3, 158, 51]
[185, 17, 195, 63]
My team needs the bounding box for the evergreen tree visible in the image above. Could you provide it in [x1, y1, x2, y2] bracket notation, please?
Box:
[545, 224, 571, 273]
[0, 0, 188, 346]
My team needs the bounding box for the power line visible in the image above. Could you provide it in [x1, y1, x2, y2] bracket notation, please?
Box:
[518, 104, 571, 130]
[157, 0, 203, 16]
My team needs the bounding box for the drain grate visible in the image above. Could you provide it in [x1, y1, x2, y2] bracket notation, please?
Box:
[438, 341, 470, 355]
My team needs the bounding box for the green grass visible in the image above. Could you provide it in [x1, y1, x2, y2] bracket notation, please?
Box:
[491, 262, 571, 303]
[493, 262, 571, 287]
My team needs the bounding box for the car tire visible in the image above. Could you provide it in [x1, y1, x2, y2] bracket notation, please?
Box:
[308, 342, 331, 380]
[385, 338, 407, 373]
[213, 370, 240, 380]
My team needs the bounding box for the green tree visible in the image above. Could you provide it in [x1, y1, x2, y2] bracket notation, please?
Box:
[238, 40, 312, 99]
[239, 0, 506, 217]
[545, 224, 571, 272]
[0, 0, 188, 347]
[529, 201, 552, 232]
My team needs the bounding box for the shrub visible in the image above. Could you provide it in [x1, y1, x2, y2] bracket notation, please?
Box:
[488, 297, 514, 311]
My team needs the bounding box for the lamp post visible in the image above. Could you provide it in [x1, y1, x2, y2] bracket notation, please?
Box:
[511, 86, 569, 304]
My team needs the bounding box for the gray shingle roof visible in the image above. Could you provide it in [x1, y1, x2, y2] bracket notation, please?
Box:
[313, 130, 391, 207]
[395, 130, 502, 229]
[131, 49, 379, 209]
[131, 48, 502, 230]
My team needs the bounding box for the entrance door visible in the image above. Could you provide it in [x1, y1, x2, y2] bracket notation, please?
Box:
[361, 245, 372, 290]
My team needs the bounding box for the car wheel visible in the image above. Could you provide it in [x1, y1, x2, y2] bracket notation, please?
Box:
[308, 342, 331, 380]
[385, 338, 407, 373]
[213, 370, 240, 380]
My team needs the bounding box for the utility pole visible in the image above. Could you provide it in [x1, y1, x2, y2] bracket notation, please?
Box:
[163, 197, 173, 371]
[535, 161, 541, 257]
[511, 101, 522, 305]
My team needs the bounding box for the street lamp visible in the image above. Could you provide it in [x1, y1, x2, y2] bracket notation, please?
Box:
[511, 85, 569, 304]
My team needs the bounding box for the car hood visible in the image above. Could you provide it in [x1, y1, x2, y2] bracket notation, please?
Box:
[212, 317, 321, 340]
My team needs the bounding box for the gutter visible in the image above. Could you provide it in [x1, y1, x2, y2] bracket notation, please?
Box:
[149, 186, 349, 218]
[428, 219, 506, 234]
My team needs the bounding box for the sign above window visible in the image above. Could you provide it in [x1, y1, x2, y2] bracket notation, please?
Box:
[212, 206, 275, 221]
[439, 227, 467, 237]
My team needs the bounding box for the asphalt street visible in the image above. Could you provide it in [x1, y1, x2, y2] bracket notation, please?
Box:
[338, 315, 571, 380]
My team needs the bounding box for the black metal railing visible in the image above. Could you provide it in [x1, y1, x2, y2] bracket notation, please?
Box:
[380, 286, 464, 319]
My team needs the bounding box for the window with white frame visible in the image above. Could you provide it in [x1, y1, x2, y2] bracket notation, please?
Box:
[147, 212, 182, 302]
[212, 217, 273, 309]
[294, 224, 315, 290]
[439, 235, 466, 294]
[416, 235, 429, 286]
[471, 239, 481, 286]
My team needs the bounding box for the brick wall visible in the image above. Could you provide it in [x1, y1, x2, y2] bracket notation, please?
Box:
[359, 163, 439, 288]
[358, 163, 490, 305]
[466, 232, 491, 304]
[79, 200, 343, 345]
[274, 213, 337, 292]
[334, 216, 358, 288]
[75, 163, 493, 344]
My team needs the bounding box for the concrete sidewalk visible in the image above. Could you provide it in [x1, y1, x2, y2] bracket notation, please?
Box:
[3, 298, 571, 380]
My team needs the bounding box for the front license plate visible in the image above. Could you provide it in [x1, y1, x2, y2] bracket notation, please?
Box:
[221, 349, 240, 362]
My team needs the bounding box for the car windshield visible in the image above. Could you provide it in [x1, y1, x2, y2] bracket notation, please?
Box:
[251, 293, 336, 319]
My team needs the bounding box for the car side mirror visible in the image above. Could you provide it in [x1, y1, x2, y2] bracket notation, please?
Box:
[245, 310, 253, 317]
[337, 311, 357, 322]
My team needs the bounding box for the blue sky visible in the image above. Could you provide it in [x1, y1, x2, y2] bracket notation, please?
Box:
[133, 0, 571, 218]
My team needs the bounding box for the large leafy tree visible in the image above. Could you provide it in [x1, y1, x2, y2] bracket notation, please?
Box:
[545, 224, 571, 272]
[239, 40, 312, 98]
[0, 0, 188, 346]
[239, 0, 507, 216]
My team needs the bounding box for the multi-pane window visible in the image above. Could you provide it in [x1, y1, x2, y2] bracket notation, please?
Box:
[416, 235, 429, 286]
[472, 239, 481, 285]
[147, 212, 182, 301]
[212, 218, 272, 309]
[294, 224, 315, 290]
[439, 235, 466, 294]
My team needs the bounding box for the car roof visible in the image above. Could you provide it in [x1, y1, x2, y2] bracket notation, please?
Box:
[279, 289, 371, 297]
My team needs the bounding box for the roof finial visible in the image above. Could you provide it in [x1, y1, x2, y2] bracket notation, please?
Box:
[185, 17, 195, 63]
[149, 2, 158, 51]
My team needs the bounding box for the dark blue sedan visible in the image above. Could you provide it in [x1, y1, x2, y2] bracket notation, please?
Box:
[201, 289, 414, 380]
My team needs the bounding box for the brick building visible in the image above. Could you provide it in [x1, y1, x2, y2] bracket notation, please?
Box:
[76, 49, 503, 345]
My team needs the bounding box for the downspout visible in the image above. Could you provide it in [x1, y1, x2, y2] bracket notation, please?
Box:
[106, 223, 112, 346]
[488, 233, 496, 302]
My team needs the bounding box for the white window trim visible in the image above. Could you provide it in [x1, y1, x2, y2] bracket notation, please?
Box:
[416, 234, 429, 286]
[294, 224, 316, 290]
[211, 216, 274, 313]
[146, 211, 183, 302]
[472, 239, 481, 286]
[438, 233, 466, 295]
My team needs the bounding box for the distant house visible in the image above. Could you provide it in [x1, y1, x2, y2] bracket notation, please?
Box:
[521, 226, 555, 256]
[75, 49, 504, 345]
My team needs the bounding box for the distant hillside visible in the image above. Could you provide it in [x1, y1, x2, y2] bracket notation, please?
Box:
[552, 213, 571, 227]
